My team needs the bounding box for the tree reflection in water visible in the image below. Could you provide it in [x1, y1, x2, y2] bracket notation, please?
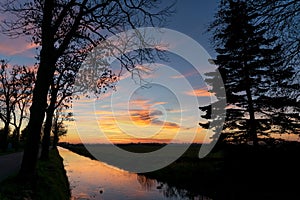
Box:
[137, 175, 156, 191]
[137, 175, 213, 200]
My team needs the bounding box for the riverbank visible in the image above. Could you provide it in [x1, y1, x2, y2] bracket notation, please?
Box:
[59, 142, 300, 200]
[0, 148, 71, 200]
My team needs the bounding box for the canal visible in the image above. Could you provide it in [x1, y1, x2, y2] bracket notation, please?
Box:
[58, 147, 211, 200]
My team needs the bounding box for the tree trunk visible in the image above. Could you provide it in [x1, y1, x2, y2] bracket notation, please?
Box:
[15, 127, 20, 150]
[52, 123, 59, 149]
[52, 113, 60, 150]
[40, 91, 58, 160]
[18, 0, 55, 178]
[19, 58, 56, 177]
[244, 70, 258, 146]
[0, 122, 10, 151]
[12, 127, 21, 150]
[0, 100, 11, 151]
[19, 106, 44, 177]
[246, 87, 258, 145]
[40, 110, 53, 160]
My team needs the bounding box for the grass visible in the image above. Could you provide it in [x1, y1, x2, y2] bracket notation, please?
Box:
[0, 148, 70, 200]
[35, 148, 71, 200]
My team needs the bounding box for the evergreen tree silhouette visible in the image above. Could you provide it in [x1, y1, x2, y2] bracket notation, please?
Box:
[200, 0, 299, 145]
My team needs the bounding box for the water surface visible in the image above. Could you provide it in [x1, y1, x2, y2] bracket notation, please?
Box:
[58, 147, 211, 200]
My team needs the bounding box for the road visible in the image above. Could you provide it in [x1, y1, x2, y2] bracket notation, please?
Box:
[0, 151, 23, 182]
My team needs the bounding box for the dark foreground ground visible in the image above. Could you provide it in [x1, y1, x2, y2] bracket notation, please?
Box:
[0, 148, 70, 200]
[59, 141, 300, 200]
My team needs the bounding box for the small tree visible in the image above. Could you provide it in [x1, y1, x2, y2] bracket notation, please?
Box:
[0, 60, 12, 151]
[0, 60, 35, 151]
[51, 107, 73, 149]
[11, 67, 35, 149]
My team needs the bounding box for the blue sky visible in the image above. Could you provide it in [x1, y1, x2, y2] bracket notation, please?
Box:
[167, 0, 218, 56]
[0, 0, 218, 65]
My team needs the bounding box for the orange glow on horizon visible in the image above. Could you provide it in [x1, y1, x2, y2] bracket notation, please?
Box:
[59, 123, 207, 144]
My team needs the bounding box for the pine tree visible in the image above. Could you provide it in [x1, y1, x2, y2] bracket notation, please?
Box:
[200, 0, 299, 145]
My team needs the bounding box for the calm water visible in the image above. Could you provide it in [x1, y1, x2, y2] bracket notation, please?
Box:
[58, 147, 211, 200]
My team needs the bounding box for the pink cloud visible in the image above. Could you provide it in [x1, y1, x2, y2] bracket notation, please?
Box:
[0, 37, 38, 56]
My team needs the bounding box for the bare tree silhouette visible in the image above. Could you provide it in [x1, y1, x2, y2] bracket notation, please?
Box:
[0, 60, 35, 151]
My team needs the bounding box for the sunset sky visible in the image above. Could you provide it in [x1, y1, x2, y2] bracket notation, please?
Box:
[1, 1, 298, 144]
[0, 1, 220, 144]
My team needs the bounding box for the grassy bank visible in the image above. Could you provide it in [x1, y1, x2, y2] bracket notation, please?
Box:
[0, 148, 71, 200]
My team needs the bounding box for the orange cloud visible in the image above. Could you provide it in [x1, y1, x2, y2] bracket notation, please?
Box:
[170, 74, 186, 79]
[170, 71, 197, 79]
[129, 99, 151, 109]
[67, 95, 200, 144]
[185, 89, 212, 97]
[97, 106, 181, 137]
[129, 99, 167, 108]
